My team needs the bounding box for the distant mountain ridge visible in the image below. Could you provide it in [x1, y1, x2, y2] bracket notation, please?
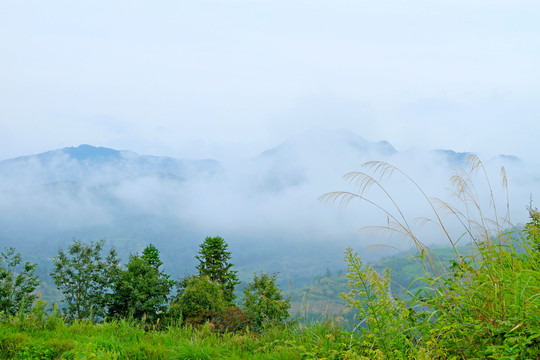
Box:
[62, 144, 123, 161]
[0, 130, 525, 193]
[0, 144, 222, 184]
[5, 144, 123, 163]
[0, 129, 523, 181]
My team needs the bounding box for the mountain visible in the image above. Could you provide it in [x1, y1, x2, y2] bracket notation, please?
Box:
[0, 145, 224, 273]
[0, 129, 536, 301]
[431, 149, 471, 167]
[248, 128, 397, 193]
[259, 128, 396, 159]
[0, 144, 222, 185]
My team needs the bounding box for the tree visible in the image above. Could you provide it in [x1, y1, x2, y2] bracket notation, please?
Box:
[108, 244, 174, 322]
[0, 247, 40, 316]
[50, 239, 120, 321]
[196, 236, 240, 304]
[242, 272, 290, 330]
[173, 275, 226, 325]
[325, 267, 332, 278]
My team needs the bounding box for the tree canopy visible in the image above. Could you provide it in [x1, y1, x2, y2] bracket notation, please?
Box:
[242, 272, 290, 330]
[196, 236, 239, 304]
[50, 239, 119, 321]
[108, 244, 174, 322]
[0, 247, 39, 316]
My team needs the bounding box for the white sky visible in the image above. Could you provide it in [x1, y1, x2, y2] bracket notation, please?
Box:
[1, 0, 539, 162]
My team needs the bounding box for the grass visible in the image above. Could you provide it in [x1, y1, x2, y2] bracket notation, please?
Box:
[319, 155, 540, 358]
[0, 316, 358, 359]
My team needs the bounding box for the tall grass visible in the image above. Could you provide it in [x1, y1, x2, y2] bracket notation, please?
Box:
[0, 313, 355, 359]
[319, 155, 540, 358]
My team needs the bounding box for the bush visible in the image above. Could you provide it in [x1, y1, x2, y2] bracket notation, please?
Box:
[175, 276, 226, 326]
[242, 272, 290, 331]
[212, 306, 251, 333]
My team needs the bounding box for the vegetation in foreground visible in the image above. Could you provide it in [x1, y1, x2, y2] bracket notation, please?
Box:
[1, 155, 539, 359]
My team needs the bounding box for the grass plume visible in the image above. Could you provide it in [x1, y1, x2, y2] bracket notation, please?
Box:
[320, 155, 540, 358]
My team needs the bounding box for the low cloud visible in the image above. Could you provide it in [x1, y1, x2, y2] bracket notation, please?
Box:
[0, 130, 537, 282]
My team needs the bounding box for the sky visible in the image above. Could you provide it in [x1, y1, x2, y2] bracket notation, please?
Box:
[1, 0, 539, 163]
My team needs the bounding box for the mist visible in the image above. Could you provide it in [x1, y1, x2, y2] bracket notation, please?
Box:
[0, 129, 537, 287]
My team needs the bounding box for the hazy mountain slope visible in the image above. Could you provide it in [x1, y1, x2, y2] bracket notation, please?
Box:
[0, 129, 537, 297]
[0, 144, 221, 184]
[250, 128, 397, 192]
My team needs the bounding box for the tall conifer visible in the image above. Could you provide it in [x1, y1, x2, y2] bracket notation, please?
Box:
[196, 236, 239, 304]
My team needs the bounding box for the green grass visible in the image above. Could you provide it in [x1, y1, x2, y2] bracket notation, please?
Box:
[0, 317, 359, 360]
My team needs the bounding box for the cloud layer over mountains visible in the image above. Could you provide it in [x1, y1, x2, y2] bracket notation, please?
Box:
[0, 129, 537, 279]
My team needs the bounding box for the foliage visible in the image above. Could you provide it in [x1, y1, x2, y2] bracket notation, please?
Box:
[174, 275, 226, 326]
[286, 249, 462, 327]
[108, 244, 174, 322]
[196, 236, 240, 304]
[340, 248, 417, 358]
[0, 247, 39, 317]
[242, 272, 290, 331]
[321, 156, 540, 358]
[49, 239, 119, 321]
[212, 306, 251, 333]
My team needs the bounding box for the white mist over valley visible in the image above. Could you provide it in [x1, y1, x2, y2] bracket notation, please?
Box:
[0, 128, 537, 287]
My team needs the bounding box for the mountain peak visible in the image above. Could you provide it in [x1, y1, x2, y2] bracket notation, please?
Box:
[62, 144, 122, 161]
[259, 128, 397, 159]
[432, 149, 470, 166]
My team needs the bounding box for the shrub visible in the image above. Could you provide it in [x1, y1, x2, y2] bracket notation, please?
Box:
[242, 272, 290, 331]
[212, 306, 251, 333]
[175, 276, 226, 326]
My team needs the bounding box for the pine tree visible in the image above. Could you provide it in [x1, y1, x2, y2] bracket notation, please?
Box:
[196, 236, 240, 304]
